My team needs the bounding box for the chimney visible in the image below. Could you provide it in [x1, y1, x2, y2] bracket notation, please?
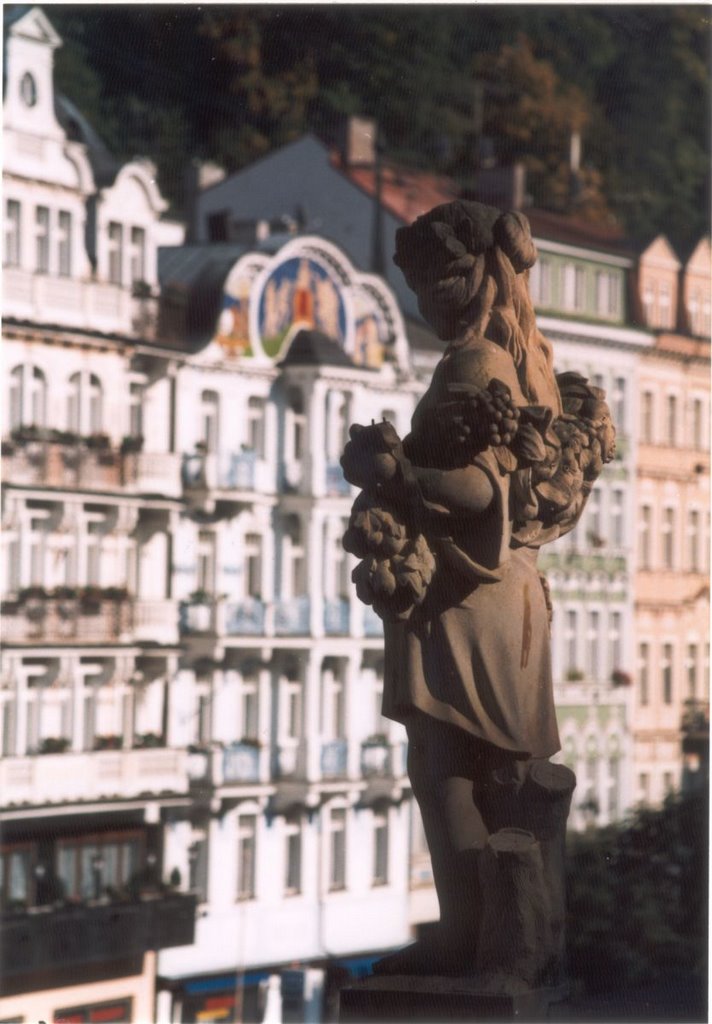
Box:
[339, 115, 377, 167]
[184, 159, 226, 243]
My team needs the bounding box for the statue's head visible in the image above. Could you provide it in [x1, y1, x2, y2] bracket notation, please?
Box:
[393, 200, 537, 342]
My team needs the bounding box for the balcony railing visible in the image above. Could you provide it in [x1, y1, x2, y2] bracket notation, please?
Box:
[224, 598, 265, 636]
[324, 598, 349, 635]
[182, 451, 257, 492]
[3, 268, 159, 337]
[325, 462, 351, 496]
[274, 596, 310, 636]
[2, 440, 179, 495]
[360, 739, 392, 777]
[222, 741, 261, 783]
[1, 596, 132, 644]
[321, 738, 348, 779]
[1, 893, 196, 978]
[133, 599, 179, 645]
[179, 600, 217, 635]
[1, 747, 191, 806]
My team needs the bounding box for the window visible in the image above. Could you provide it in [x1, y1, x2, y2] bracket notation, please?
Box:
[56, 832, 142, 901]
[608, 757, 619, 820]
[244, 533, 262, 599]
[86, 521, 104, 585]
[130, 227, 146, 284]
[373, 810, 389, 886]
[666, 394, 678, 446]
[564, 264, 583, 311]
[613, 378, 626, 433]
[639, 773, 650, 804]
[4, 200, 21, 266]
[108, 222, 123, 284]
[236, 815, 257, 900]
[611, 490, 624, 548]
[188, 834, 209, 902]
[688, 510, 701, 571]
[284, 814, 302, 896]
[639, 505, 652, 569]
[35, 206, 50, 273]
[641, 392, 654, 443]
[285, 516, 306, 597]
[67, 372, 103, 435]
[321, 659, 345, 740]
[0, 844, 34, 908]
[246, 396, 265, 457]
[662, 508, 676, 569]
[607, 273, 620, 317]
[638, 643, 650, 706]
[587, 487, 602, 543]
[643, 282, 655, 325]
[691, 398, 704, 450]
[129, 382, 144, 438]
[662, 644, 674, 705]
[9, 364, 46, 429]
[196, 531, 216, 593]
[58, 211, 72, 277]
[200, 390, 219, 453]
[239, 670, 259, 741]
[328, 808, 346, 891]
[534, 258, 552, 306]
[659, 282, 672, 328]
[565, 610, 578, 674]
[587, 611, 600, 679]
[609, 612, 622, 674]
[288, 388, 306, 462]
[282, 669, 302, 740]
[687, 644, 698, 699]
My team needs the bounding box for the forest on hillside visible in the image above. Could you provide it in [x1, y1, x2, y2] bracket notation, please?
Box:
[47, 4, 711, 252]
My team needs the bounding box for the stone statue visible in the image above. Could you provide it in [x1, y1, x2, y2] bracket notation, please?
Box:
[341, 201, 616, 996]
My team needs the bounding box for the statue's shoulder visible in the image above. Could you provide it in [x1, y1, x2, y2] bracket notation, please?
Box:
[444, 338, 524, 401]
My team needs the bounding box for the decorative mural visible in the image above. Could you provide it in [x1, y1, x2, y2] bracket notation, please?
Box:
[212, 237, 408, 371]
[257, 255, 347, 358]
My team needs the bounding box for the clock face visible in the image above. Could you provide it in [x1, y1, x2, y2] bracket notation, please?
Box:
[20, 72, 37, 108]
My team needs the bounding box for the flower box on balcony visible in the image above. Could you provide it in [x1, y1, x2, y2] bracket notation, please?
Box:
[80, 586, 103, 614]
[611, 669, 632, 687]
[93, 734, 123, 751]
[85, 433, 111, 451]
[133, 732, 164, 749]
[38, 736, 71, 755]
[565, 668, 585, 682]
[120, 434, 144, 455]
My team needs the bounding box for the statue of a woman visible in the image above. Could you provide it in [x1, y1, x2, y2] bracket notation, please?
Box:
[341, 201, 615, 989]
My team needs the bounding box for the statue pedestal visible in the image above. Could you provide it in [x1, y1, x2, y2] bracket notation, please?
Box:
[338, 975, 567, 1022]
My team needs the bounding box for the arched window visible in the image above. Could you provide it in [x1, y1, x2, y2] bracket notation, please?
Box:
[67, 372, 103, 435]
[9, 365, 46, 430]
[200, 390, 219, 453]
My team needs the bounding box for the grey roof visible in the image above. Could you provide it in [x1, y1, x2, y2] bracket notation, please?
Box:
[404, 315, 443, 354]
[278, 329, 356, 369]
[54, 92, 119, 186]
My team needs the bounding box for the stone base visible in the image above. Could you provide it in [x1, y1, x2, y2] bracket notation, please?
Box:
[339, 975, 567, 1022]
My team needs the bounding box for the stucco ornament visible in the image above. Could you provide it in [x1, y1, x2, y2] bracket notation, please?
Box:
[341, 200, 615, 995]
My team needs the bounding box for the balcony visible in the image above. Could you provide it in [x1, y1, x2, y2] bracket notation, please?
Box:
[3, 267, 159, 337]
[222, 741, 261, 784]
[133, 599, 179, 645]
[182, 451, 258, 493]
[325, 461, 351, 497]
[360, 738, 392, 777]
[1, 747, 191, 807]
[324, 598, 349, 635]
[681, 699, 710, 743]
[274, 596, 310, 636]
[1, 893, 196, 979]
[2, 436, 179, 496]
[321, 738, 348, 779]
[179, 599, 217, 635]
[1, 592, 133, 644]
[224, 598, 265, 636]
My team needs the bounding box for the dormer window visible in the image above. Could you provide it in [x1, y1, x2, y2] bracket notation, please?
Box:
[4, 201, 21, 267]
[35, 207, 50, 273]
[108, 222, 123, 285]
[130, 227, 146, 284]
[20, 72, 37, 108]
[58, 211, 72, 277]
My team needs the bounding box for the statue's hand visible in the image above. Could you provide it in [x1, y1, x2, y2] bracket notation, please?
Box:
[340, 421, 404, 489]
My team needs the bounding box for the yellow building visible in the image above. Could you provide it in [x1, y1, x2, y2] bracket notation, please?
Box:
[633, 237, 710, 805]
